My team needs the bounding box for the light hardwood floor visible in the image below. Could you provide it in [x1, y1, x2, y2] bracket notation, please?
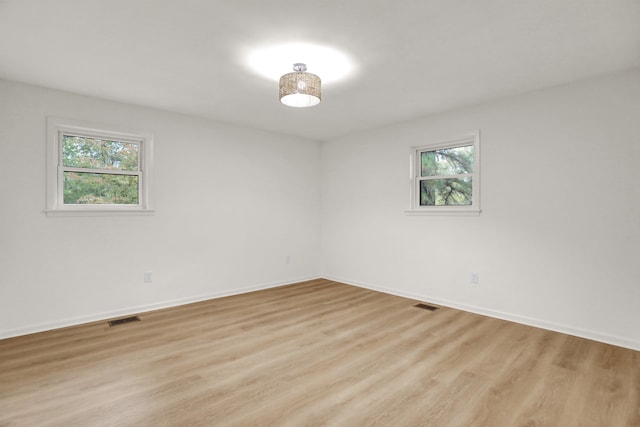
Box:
[1, 279, 638, 426]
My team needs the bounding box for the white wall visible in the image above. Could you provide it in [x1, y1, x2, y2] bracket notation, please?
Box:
[321, 69, 640, 350]
[0, 79, 322, 338]
[2, 71, 639, 351]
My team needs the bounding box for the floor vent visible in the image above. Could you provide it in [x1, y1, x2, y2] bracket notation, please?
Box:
[108, 315, 141, 327]
[414, 303, 439, 311]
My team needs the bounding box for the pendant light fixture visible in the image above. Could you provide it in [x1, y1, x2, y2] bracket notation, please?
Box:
[279, 63, 321, 107]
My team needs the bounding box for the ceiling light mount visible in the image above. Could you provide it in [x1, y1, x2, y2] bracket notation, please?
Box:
[292, 63, 307, 72]
[279, 63, 321, 108]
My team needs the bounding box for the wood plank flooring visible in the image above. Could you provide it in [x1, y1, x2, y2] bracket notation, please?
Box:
[1, 279, 638, 426]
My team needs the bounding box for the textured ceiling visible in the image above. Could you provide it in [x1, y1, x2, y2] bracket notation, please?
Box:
[1, 0, 639, 141]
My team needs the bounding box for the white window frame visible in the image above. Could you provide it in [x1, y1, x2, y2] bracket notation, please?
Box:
[46, 117, 154, 216]
[407, 130, 480, 215]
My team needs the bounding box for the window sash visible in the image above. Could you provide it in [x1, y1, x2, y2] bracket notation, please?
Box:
[60, 133, 142, 172]
[417, 173, 473, 181]
[61, 171, 141, 206]
[419, 144, 474, 177]
[58, 169, 143, 207]
[57, 131, 144, 207]
[60, 166, 141, 176]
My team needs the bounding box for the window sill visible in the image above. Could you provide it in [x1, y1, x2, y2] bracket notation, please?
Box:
[404, 209, 480, 217]
[45, 209, 155, 217]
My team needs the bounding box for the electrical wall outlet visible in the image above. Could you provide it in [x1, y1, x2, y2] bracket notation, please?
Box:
[470, 272, 479, 284]
[144, 271, 153, 283]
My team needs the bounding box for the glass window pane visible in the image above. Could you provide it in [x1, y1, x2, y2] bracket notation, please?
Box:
[420, 145, 474, 177]
[420, 178, 472, 206]
[63, 172, 139, 205]
[62, 135, 139, 171]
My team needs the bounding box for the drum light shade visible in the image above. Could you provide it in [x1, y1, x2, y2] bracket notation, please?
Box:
[279, 63, 321, 107]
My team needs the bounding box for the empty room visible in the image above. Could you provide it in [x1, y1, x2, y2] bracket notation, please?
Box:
[0, 0, 638, 426]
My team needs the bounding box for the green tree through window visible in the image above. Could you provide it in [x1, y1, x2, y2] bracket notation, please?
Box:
[62, 135, 140, 205]
[409, 132, 480, 213]
[419, 145, 474, 206]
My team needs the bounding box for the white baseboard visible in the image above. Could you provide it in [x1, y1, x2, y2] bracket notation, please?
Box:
[324, 275, 640, 352]
[5, 274, 638, 352]
[0, 275, 321, 340]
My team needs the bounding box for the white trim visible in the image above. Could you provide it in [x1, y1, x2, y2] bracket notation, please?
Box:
[323, 275, 640, 351]
[407, 130, 480, 214]
[5, 274, 637, 351]
[0, 275, 321, 340]
[43, 208, 156, 217]
[46, 117, 154, 215]
[61, 166, 141, 176]
[403, 210, 480, 217]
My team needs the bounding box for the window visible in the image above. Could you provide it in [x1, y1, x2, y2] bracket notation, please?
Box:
[408, 131, 480, 214]
[46, 118, 153, 215]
